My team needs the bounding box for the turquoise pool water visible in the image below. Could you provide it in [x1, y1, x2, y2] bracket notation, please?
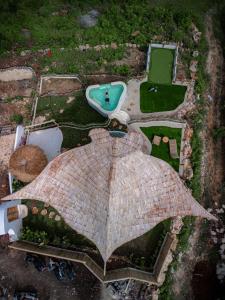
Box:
[88, 83, 124, 111]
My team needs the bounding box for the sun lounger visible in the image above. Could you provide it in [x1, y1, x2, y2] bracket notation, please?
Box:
[152, 135, 161, 146]
[169, 139, 179, 159]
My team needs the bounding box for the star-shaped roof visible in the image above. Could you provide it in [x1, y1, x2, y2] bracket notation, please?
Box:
[2, 129, 216, 261]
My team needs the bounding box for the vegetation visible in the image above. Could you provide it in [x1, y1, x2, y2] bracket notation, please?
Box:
[141, 126, 182, 171]
[148, 48, 174, 84]
[39, 47, 126, 75]
[140, 82, 186, 113]
[36, 92, 106, 148]
[117, 218, 171, 271]
[0, 0, 214, 55]
[37, 92, 105, 124]
[22, 199, 96, 250]
[10, 113, 23, 124]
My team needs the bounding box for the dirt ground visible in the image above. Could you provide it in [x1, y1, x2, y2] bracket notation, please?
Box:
[172, 12, 225, 299]
[0, 248, 102, 300]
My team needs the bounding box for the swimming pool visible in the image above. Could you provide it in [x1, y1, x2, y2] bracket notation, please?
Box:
[86, 81, 127, 117]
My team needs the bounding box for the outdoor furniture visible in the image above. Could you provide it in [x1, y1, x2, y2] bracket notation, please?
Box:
[169, 139, 179, 159]
[152, 135, 161, 146]
[162, 136, 169, 143]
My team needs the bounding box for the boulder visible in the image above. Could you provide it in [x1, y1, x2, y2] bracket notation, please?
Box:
[78, 9, 100, 28]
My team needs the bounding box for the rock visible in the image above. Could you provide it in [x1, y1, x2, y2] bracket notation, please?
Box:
[41, 209, 48, 216]
[111, 42, 117, 49]
[34, 115, 46, 124]
[20, 50, 31, 57]
[78, 10, 100, 28]
[67, 96, 75, 104]
[131, 30, 140, 37]
[21, 28, 31, 39]
[32, 207, 39, 215]
[49, 211, 55, 219]
[89, 9, 100, 18]
[193, 50, 199, 57]
[183, 144, 192, 157]
[55, 215, 61, 221]
[183, 165, 193, 180]
[184, 127, 193, 140]
[94, 45, 101, 51]
[171, 216, 183, 234]
[189, 60, 198, 73]
[42, 66, 50, 72]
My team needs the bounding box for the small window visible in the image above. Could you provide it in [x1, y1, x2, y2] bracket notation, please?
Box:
[7, 206, 19, 222]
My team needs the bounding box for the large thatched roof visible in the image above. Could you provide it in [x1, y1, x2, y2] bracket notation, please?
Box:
[3, 129, 216, 261]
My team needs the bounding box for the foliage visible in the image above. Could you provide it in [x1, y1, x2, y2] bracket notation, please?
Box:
[39, 47, 126, 75]
[141, 126, 182, 171]
[10, 113, 23, 124]
[12, 178, 26, 192]
[21, 226, 49, 245]
[213, 126, 225, 139]
[140, 82, 186, 113]
[0, 0, 214, 54]
[111, 65, 131, 76]
[22, 199, 96, 250]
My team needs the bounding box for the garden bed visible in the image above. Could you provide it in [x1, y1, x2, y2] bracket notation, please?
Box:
[140, 82, 186, 113]
[141, 126, 182, 171]
[21, 199, 171, 272]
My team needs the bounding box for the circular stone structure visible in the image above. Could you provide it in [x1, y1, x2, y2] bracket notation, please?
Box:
[4, 129, 216, 262]
[9, 145, 48, 183]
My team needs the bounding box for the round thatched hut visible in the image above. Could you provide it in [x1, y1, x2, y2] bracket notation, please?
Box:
[9, 145, 48, 183]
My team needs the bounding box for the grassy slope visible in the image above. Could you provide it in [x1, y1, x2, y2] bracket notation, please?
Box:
[149, 48, 174, 84]
[36, 92, 106, 148]
[141, 126, 182, 171]
[140, 82, 187, 112]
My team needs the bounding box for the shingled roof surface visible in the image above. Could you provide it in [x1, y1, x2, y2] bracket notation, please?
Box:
[2, 129, 216, 261]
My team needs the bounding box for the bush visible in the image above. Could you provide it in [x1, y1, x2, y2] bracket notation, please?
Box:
[21, 227, 49, 245]
[10, 113, 23, 124]
[111, 65, 131, 76]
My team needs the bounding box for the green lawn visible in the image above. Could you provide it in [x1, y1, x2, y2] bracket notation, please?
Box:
[140, 82, 187, 113]
[141, 126, 182, 171]
[149, 48, 174, 84]
[36, 92, 106, 148]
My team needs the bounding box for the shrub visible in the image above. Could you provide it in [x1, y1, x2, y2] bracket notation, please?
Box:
[21, 227, 49, 245]
[111, 65, 131, 76]
[10, 113, 23, 124]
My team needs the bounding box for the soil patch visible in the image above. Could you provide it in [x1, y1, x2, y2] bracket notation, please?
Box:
[0, 80, 36, 99]
[0, 248, 101, 300]
[191, 261, 220, 300]
[41, 77, 82, 96]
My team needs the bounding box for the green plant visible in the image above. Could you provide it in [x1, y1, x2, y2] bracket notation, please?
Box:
[10, 113, 23, 124]
[111, 65, 131, 76]
[21, 227, 49, 245]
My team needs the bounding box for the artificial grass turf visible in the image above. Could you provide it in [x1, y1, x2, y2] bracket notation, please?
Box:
[148, 48, 174, 84]
[36, 92, 106, 148]
[140, 82, 187, 113]
[141, 126, 182, 171]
